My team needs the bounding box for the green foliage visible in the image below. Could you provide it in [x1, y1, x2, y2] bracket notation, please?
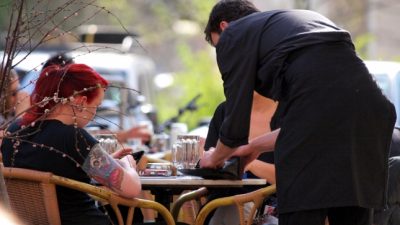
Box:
[149, 0, 222, 130]
[189, 1, 217, 25]
[393, 56, 400, 62]
[0, 1, 12, 31]
[353, 33, 375, 60]
[154, 43, 224, 130]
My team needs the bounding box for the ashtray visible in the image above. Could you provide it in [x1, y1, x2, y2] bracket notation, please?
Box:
[139, 163, 176, 176]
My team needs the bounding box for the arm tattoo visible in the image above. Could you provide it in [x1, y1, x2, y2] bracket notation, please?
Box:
[82, 144, 124, 191]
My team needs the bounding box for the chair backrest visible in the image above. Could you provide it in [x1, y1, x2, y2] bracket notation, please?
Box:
[50, 174, 176, 225]
[194, 184, 277, 225]
[0, 163, 11, 210]
[3, 167, 176, 225]
[2, 167, 61, 225]
[171, 187, 208, 222]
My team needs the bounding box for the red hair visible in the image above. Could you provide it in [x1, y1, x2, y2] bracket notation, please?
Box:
[21, 63, 109, 125]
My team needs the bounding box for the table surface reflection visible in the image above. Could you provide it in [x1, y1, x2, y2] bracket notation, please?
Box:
[140, 176, 266, 188]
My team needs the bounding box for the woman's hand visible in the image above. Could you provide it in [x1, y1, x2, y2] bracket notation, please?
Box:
[119, 155, 137, 170]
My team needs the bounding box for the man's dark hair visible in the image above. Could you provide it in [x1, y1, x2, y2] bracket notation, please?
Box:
[204, 0, 259, 45]
[42, 53, 74, 68]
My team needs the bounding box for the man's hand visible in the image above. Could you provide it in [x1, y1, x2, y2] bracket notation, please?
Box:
[232, 144, 260, 170]
[199, 141, 235, 169]
[199, 148, 224, 169]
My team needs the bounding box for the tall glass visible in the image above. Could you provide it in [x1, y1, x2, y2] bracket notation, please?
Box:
[172, 135, 201, 170]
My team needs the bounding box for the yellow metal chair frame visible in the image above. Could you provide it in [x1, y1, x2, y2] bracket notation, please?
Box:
[3, 166, 175, 225]
[194, 184, 276, 225]
[171, 187, 208, 222]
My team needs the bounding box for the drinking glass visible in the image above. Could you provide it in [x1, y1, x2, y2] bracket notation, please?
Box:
[172, 135, 201, 170]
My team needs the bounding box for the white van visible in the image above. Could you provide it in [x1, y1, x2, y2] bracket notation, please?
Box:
[7, 50, 157, 131]
[365, 60, 400, 127]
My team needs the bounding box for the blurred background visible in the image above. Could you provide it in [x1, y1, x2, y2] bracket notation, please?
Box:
[1, 0, 399, 131]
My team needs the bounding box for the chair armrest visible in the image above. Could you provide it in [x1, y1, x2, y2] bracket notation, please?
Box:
[195, 195, 236, 225]
[171, 187, 208, 221]
[51, 174, 175, 225]
[194, 184, 276, 225]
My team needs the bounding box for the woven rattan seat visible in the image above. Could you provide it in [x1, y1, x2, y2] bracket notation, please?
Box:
[2, 166, 175, 225]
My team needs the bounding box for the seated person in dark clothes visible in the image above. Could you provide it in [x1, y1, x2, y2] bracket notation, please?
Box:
[373, 127, 400, 225]
[389, 127, 400, 158]
[204, 92, 279, 225]
[1, 64, 142, 225]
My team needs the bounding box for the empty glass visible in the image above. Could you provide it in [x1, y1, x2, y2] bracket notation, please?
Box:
[172, 135, 201, 170]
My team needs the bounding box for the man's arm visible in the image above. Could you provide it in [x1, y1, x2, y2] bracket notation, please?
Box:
[248, 128, 280, 153]
[200, 129, 280, 169]
[228, 129, 280, 170]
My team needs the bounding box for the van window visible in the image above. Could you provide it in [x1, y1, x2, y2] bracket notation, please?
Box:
[373, 73, 391, 100]
[93, 68, 128, 106]
[105, 87, 121, 104]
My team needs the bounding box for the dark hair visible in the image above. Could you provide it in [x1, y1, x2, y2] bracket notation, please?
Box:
[42, 53, 74, 68]
[21, 63, 109, 125]
[204, 0, 259, 45]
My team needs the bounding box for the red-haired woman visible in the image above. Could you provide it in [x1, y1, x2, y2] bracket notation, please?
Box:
[1, 64, 141, 225]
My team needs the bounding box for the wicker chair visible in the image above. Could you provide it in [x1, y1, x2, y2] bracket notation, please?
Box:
[0, 163, 10, 209]
[170, 187, 208, 222]
[2, 166, 175, 225]
[194, 184, 276, 225]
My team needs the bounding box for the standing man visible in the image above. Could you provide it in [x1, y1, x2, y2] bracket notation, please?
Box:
[199, 1, 396, 224]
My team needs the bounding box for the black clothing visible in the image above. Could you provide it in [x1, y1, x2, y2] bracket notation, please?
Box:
[215, 10, 396, 213]
[204, 102, 225, 151]
[204, 101, 276, 194]
[390, 127, 400, 157]
[372, 128, 400, 225]
[1, 120, 110, 225]
[279, 206, 373, 225]
[373, 154, 400, 225]
[203, 102, 277, 224]
[204, 101, 275, 181]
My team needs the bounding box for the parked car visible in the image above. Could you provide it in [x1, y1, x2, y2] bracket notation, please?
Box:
[365, 60, 400, 127]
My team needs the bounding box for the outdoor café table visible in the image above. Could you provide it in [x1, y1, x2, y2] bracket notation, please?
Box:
[139, 175, 266, 219]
